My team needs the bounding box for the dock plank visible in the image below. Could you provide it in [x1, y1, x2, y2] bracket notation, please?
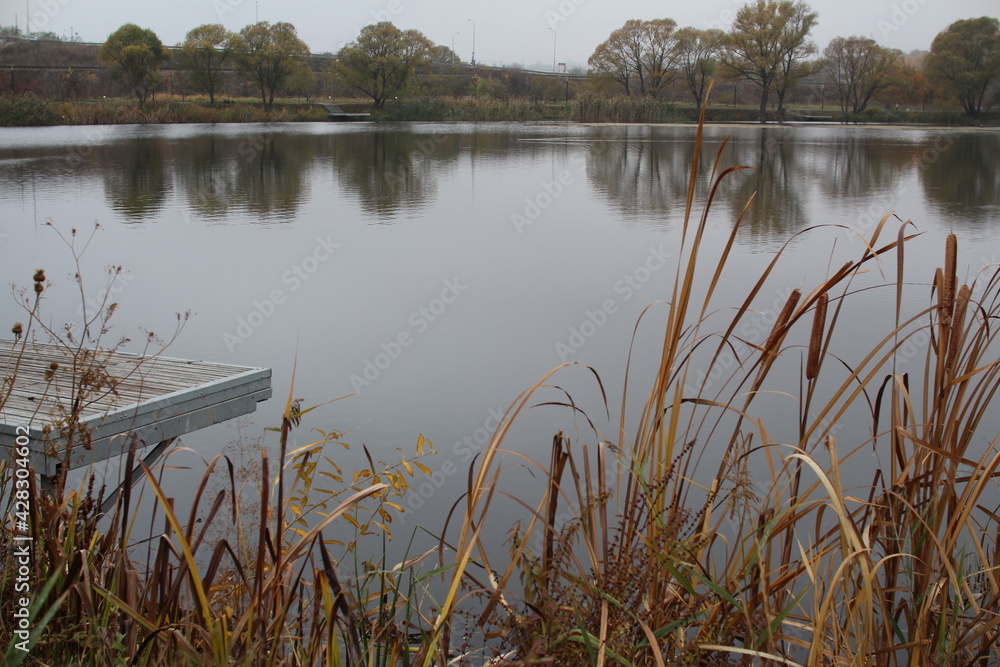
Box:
[0, 340, 272, 476]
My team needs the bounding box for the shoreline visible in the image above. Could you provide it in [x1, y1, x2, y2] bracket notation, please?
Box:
[0, 97, 1000, 131]
[2, 95, 996, 129]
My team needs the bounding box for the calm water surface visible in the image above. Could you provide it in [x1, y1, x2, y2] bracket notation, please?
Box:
[2, 121, 999, 542]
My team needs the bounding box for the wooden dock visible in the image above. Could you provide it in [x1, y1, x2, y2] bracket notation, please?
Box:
[0, 339, 271, 478]
[319, 103, 371, 121]
[792, 113, 835, 122]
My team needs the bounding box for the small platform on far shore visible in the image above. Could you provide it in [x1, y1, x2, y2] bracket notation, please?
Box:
[0, 339, 271, 478]
[319, 103, 371, 121]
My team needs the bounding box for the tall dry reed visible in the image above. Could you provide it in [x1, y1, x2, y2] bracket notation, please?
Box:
[423, 97, 1000, 666]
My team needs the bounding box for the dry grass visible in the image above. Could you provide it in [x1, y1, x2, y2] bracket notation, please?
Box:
[0, 96, 330, 126]
[0, 226, 437, 666]
[3, 98, 1000, 665]
[424, 101, 1000, 665]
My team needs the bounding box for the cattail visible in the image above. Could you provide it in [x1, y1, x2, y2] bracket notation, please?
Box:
[940, 234, 957, 325]
[761, 288, 801, 364]
[806, 293, 828, 380]
[946, 284, 971, 372]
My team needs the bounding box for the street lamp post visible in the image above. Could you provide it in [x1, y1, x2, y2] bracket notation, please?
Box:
[549, 27, 556, 74]
[467, 19, 476, 67]
[452, 31, 461, 64]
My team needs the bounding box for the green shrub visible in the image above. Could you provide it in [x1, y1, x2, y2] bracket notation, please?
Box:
[0, 95, 59, 126]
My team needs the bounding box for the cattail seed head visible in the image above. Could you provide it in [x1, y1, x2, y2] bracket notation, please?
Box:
[946, 284, 971, 372]
[761, 288, 801, 364]
[806, 293, 828, 380]
[941, 234, 957, 325]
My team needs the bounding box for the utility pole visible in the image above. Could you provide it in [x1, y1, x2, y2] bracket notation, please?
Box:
[467, 19, 475, 67]
[549, 27, 556, 73]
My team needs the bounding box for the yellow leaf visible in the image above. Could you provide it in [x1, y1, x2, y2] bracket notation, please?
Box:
[385, 501, 403, 512]
[374, 521, 391, 534]
[291, 528, 308, 537]
[414, 461, 431, 475]
[343, 514, 359, 528]
[417, 434, 426, 455]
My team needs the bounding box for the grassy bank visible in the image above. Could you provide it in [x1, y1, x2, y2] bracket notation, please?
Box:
[5, 93, 997, 126]
[0, 95, 330, 126]
[375, 97, 565, 122]
[2, 111, 1000, 665]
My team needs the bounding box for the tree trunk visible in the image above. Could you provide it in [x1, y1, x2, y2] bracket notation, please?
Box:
[758, 86, 769, 123]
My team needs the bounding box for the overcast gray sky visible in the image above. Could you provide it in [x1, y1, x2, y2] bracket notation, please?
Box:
[6, 0, 998, 70]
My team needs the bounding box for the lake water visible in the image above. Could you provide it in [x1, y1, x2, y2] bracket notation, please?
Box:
[2, 121, 999, 547]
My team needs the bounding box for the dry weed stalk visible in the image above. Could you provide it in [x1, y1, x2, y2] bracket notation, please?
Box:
[428, 101, 1000, 666]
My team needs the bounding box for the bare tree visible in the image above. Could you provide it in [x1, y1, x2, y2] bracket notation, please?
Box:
[588, 18, 680, 98]
[721, 0, 818, 121]
[675, 28, 725, 107]
[640, 19, 680, 98]
[823, 36, 902, 117]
